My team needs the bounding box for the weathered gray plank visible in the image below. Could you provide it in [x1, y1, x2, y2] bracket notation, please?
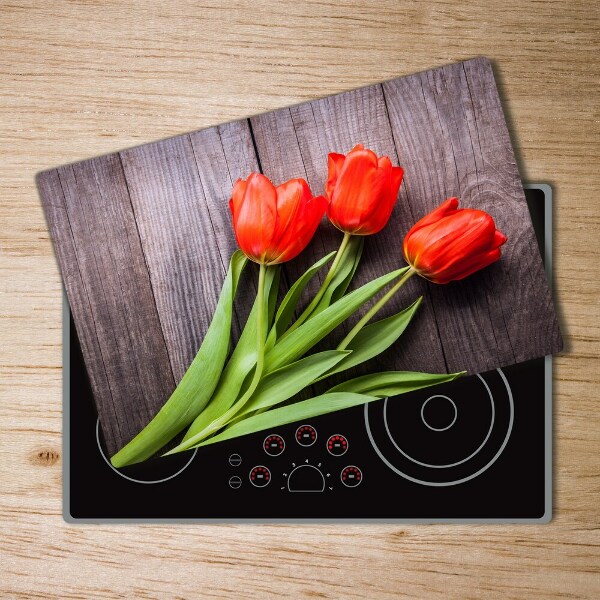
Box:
[383, 57, 562, 372]
[188, 120, 260, 334]
[249, 107, 338, 312]
[37, 169, 120, 451]
[38, 156, 175, 455]
[120, 136, 232, 383]
[461, 57, 563, 362]
[382, 62, 505, 372]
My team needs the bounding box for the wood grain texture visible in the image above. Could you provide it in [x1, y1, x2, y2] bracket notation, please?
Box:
[1, 1, 598, 599]
[120, 135, 227, 383]
[37, 57, 562, 454]
[383, 58, 563, 372]
[38, 156, 176, 456]
[188, 120, 260, 332]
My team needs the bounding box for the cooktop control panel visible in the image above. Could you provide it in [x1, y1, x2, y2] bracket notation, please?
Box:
[227, 426, 360, 492]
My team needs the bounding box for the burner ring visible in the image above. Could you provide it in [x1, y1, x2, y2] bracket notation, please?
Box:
[420, 395, 458, 431]
[96, 419, 197, 484]
[383, 374, 495, 469]
[365, 369, 514, 487]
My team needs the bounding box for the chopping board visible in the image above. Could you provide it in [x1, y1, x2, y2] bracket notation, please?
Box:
[36, 57, 562, 457]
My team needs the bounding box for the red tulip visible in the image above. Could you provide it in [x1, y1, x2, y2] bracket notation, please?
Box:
[325, 144, 404, 235]
[229, 173, 327, 265]
[403, 198, 507, 284]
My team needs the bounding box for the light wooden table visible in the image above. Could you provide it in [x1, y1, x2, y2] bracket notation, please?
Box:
[1, 1, 598, 598]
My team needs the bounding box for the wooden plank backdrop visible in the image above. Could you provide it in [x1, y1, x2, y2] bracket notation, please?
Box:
[1, 1, 598, 599]
[37, 57, 562, 457]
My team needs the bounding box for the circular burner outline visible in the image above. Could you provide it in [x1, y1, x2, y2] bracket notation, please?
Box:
[96, 419, 197, 484]
[420, 395, 458, 432]
[365, 369, 514, 487]
[384, 375, 495, 469]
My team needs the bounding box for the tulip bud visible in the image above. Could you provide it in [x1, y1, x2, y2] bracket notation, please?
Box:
[403, 198, 507, 284]
[230, 173, 327, 265]
[325, 144, 404, 235]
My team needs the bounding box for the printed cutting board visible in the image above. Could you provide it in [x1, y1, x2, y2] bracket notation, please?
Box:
[37, 57, 562, 456]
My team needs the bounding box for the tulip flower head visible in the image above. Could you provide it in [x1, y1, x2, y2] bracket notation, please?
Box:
[230, 173, 327, 265]
[325, 144, 404, 235]
[403, 198, 507, 284]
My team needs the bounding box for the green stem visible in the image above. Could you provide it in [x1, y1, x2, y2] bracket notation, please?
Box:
[337, 267, 416, 350]
[253, 262, 267, 389]
[165, 263, 268, 454]
[284, 232, 352, 335]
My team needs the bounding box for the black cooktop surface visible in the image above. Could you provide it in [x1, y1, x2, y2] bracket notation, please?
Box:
[64, 185, 552, 522]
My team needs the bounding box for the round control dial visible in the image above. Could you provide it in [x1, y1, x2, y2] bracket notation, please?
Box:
[296, 424, 317, 447]
[249, 465, 271, 487]
[264, 434, 285, 456]
[327, 434, 348, 456]
[229, 476, 242, 489]
[341, 465, 362, 487]
[228, 453, 242, 466]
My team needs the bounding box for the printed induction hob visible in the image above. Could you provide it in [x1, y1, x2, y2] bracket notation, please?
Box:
[64, 185, 553, 523]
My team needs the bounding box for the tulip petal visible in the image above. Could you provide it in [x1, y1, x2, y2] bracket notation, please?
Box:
[326, 152, 346, 200]
[328, 149, 380, 233]
[409, 198, 460, 234]
[493, 229, 508, 248]
[390, 165, 404, 195]
[412, 213, 495, 278]
[403, 197, 507, 284]
[234, 173, 277, 262]
[424, 211, 495, 258]
[353, 159, 403, 235]
[437, 248, 503, 283]
[273, 178, 307, 242]
[269, 193, 327, 265]
[326, 146, 403, 236]
[230, 178, 248, 220]
[377, 155, 392, 170]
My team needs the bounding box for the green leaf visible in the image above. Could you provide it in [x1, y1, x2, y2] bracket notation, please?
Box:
[196, 393, 379, 447]
[311, 235, 364, 316]
[265, 251, 336, 352]
[329, 236, 364, 303]
[167, 350, 352, 454]
[319, 297, 423, 379]
[264, 266, 410, 374]
[181, 266, 280, 443]
[237, 350, 351, 417]
[327, 370, 465, 397]
[189, 371, 465, 450]
[110, 251, 248, 468]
